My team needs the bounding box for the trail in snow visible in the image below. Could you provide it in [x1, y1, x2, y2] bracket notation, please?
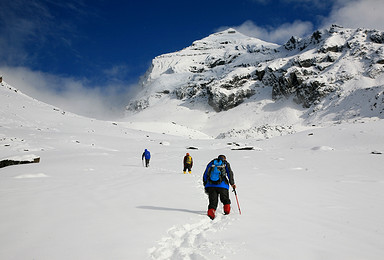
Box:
[148, 215, 236, 260]
[148, 170, 239, 260]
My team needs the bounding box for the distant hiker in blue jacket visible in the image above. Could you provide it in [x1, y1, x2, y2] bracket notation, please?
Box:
[142, 149, 151, 167]
[203, 154, 236, 220]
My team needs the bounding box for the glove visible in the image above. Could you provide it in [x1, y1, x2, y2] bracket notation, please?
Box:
[231, 184, 237, 189]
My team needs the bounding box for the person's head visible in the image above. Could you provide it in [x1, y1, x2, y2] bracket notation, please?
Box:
[218, 154, 226, 161]
[186, 153, 190, 156]
[145, 149, 147, 152]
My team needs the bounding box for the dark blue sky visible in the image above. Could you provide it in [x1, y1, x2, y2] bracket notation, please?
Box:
[0, 0, 336, 87]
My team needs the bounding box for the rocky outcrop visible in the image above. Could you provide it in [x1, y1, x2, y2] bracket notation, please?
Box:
[0, 156, 40, 168]
[254, 25, 384, 108]
[217, 124, 295, 139]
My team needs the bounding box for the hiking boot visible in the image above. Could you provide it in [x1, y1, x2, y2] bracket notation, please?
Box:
[224, 204, 231, 215]
[183, 171, 186, 174]
[188, 171, 191, 174]
[207, 208, 216, 220]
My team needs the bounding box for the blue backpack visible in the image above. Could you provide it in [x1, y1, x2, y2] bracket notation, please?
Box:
[208, 159, 225, 184]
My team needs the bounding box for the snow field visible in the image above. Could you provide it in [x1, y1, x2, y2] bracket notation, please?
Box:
[1, 82, 384, 259]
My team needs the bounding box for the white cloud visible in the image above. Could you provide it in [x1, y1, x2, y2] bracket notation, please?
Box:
[0, 1, 138, 120]
[103, 65, 131, 83]
[222, 0, 384, 45]
[0, 66, 136, 120]
[325, 0, 384, 30]
[224, 20, 314, 44]
[266, 21, 314, 43]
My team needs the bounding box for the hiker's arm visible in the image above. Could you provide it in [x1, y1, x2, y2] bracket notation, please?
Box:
[226, 162, 235, 186]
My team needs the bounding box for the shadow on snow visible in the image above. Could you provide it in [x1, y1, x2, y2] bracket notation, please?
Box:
[137, 205, 205, 215]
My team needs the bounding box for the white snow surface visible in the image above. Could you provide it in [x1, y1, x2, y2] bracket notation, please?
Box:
[1, 80, 384, 260]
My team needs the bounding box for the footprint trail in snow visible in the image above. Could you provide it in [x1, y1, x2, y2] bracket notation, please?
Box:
[148, 168, 238, 259]
[149, 214, 235, 260]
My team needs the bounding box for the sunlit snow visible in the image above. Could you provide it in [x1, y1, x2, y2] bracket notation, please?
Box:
[1, 78, 383, 259]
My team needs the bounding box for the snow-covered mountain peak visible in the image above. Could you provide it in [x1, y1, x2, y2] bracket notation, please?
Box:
[190, 27, 271, 50]
[129, 28, 279, 113]
[125, 25, 384, 139]
[192, 27, 246, 43]
[139, 28, 278, 85]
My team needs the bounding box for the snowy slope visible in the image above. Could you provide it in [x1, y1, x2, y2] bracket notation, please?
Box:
[1, 79, 384, 260]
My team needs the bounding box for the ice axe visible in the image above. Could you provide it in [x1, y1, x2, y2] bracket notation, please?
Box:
[232, 188, 241, 215]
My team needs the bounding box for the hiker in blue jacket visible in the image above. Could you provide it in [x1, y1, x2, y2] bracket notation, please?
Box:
[142, 149, 151, 167]
[203, 154, 236, 220]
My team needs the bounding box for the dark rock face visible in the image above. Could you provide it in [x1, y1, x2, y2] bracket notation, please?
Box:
[0, 157, 40, 168]
[128, 99, 149, 111]
[208, 87, 255, 112]
[369, 31, 384, 44]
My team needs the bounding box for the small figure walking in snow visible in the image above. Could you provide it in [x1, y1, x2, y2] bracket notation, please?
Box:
[183, 153, 193, 174]
[203, 154, 236, 220]
[142, 149, 151, 167]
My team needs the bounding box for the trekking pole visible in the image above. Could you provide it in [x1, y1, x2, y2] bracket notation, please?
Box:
[232, 188, 242, 215]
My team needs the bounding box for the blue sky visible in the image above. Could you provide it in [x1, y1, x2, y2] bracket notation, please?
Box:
[1, 0, 383, 118]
